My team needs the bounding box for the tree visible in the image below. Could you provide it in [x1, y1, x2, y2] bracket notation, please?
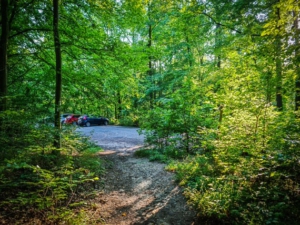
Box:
[294, 10, 300, 111]
[0, 0, 9, 112]
[53, 0, 62, 148]
[275, 5, 283, 110]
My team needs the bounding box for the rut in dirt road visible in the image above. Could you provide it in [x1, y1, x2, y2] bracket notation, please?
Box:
[80, 126, 198, 225]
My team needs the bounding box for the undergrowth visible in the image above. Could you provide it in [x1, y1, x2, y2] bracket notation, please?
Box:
[134, 148, 183, 163]
[139, 109, 300, 225]
[0, 111, 105, 224]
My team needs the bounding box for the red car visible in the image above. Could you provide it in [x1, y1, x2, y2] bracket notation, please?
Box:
[64, 114, 81, 125]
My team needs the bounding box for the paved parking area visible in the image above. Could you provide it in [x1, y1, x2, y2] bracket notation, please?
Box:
[77, 125, 145, 153]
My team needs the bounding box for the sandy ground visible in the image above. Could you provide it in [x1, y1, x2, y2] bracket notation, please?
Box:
[78, 126, 198, 225]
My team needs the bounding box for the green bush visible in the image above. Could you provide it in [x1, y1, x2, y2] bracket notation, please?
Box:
[165, 109, 300, 225]
[0, 111, 105, 224]
[141, 98, 300, 225]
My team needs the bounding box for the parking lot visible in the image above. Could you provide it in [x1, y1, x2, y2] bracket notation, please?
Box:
[77, 125, 145, 153]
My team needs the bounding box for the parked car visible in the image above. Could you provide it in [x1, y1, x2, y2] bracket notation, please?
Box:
[61, 113, 71, 124]
[64, 114, 81, 125]
[78, 115, 109, 127]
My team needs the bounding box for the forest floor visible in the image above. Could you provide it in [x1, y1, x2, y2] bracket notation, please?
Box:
[80, 126, 198, 225]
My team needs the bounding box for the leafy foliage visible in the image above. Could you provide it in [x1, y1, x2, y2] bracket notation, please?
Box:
[1, 0, 300, 224]
[0, 111, 104, 224]
[137, 0, 300, 224]
[165, 109, 300, 224]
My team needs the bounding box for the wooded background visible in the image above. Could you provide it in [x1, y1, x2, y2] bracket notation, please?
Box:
[0, 0, 299, 224]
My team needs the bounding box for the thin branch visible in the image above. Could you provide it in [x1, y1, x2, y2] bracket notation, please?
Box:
[201, 12, 261, 37]
[9, 28, 52, 39]
[8, 0, 18, 27]
[8, 64, 37, 87]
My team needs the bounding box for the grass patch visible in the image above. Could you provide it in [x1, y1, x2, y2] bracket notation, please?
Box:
[134, 149, 169, 163]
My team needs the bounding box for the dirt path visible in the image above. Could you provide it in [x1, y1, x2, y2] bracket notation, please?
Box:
[78, 126, 198, 225]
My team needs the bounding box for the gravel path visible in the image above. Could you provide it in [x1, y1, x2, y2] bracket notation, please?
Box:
[77, 125, 198, 225]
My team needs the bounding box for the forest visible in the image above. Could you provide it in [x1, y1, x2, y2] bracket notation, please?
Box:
[0, 0, 299, 224]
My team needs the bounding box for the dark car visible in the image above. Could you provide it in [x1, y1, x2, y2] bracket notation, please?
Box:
[65, 114, 81, 125]
[78, 115, 109, 127]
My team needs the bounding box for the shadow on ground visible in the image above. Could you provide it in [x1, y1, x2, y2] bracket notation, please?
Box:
[89, 153, 197, 225]
[82, 126, 198, 224]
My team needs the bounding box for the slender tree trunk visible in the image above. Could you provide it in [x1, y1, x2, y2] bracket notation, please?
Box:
[118, 91, 122, 119]
[147, 2, 155, 109]
[275, 7, 283, 110]
[148, 22, 154, 109]
[275, 37, 283, 110]
[294, 11, 300, 111]
[215, 9, 222, 127]
[115, 103, 117, 120]
[0, 0, 9, 112]
[266, 71, 272, 103]
[215, 23, 221, 68]
[218, 104, 223, 129]
[53, 0, 62, 148]
[185, 35, 193, 67]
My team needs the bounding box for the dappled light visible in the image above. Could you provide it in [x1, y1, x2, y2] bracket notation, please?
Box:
[89, 153, 196, 225]
[1, 0, 299, 224]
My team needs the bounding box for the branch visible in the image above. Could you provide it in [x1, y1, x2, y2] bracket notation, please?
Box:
[8, 0, 18, 27]
[8, 64, 36, 87]
[201, 12, 261, 37]
[9, 28, 52, 39]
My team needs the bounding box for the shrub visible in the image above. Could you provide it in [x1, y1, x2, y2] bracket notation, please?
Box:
[0, 111, 104, 224]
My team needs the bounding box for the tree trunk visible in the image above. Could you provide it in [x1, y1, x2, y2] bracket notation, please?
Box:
[118, 91, 122, 119]
[218, 104, 223, 129]
[275, 7, 283, 110]
[147, 2, 155, 109]
[0, 0, 9, 112]
[215, 8, 222, 127]
[215, 18, 221, 68]
[148, 22, 154, 109]
[266, 71, 272, 103]
[185, 35, 193, 67]
[294, 11, 300, 111]
[53, 0, 62, 148]
[114, 103, 117, 120]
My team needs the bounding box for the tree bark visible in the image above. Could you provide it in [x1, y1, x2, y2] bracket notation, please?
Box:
[117, 91, 122, 119]
[275, 7, 283, 110]
[294, 11, 300, 111]
[215, 6, 222, 127]
[147, 2, 155, 109]
[185, 35, 193, 67]
[275, 37, 283, 110]
[0, 0, 9, 112]
[215, 3, 221, 69]
[148, 22, 154, 109]
[53, 0, 62, 148]
[215, 23, 221, 68]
